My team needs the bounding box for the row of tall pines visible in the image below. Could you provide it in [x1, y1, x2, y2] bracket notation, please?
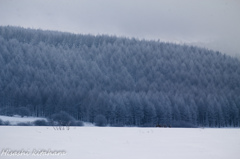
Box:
[0, 26, 239, 127]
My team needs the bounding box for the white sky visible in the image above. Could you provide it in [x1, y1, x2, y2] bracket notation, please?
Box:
[0, 0, 239, 56]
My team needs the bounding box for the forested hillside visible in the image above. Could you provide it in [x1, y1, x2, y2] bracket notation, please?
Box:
[0, 26, 240, 127]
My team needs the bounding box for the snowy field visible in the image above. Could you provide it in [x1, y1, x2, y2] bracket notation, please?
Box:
[0, 126, 239, 159]
[0, 115, 47, 125]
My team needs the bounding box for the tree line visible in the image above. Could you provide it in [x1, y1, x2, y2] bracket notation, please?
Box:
[0, 26, 240, 127]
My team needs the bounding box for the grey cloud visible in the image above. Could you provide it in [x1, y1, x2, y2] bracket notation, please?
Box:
[0, 0, 239, 56]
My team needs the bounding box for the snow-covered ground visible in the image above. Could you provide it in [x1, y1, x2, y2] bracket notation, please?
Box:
[0, 126, 239, 159]
[0, 115, 47, 125]
[0, 115, 95, 127]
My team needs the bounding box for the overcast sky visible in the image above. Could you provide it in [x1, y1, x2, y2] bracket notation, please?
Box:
[0, 0, 239, 56]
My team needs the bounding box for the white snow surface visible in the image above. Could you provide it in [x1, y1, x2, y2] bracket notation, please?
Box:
[0, 127, 239, 159]
[0, 115, 47, 125]
[0, 115, 94, 127]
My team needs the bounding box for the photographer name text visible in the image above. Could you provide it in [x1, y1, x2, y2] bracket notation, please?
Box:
[1, 149, 66, 156]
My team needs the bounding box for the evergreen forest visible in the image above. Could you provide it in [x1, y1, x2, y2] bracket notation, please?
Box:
[0, 26, 240, 127]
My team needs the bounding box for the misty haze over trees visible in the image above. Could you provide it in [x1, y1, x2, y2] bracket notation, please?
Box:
[0, 26, 239, 127]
